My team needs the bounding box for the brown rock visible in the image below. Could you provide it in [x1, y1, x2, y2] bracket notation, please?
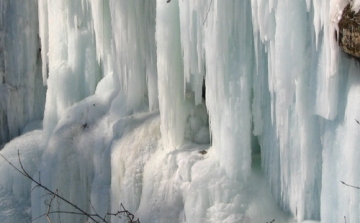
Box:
[199, 150, 207, 155]
[338, 4, 360, 60]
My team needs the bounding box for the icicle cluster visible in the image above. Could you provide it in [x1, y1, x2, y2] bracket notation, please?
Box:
[2, 0, 360, 222]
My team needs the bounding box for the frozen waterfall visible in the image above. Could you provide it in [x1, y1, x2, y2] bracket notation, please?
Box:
[1, 0, 360, 222]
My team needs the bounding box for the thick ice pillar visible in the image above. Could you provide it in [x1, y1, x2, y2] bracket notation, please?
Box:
[177, 0, 254, 180]
[40, 0, 101, 135]
[109, 0, 158, 113]
[204, 0, 254, 180]
[156, 0, 188, 150]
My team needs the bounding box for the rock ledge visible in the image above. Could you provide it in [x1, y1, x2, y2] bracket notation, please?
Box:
[338, 4, 360, 59]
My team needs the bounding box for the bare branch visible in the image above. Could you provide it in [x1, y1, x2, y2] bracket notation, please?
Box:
[203, 0, 213, 25]
[15, 152, 100, 222]
[1, 151, 140, 223]
[107, 203, 140, 223]
[89, 199, 107, 222]
[341, 181, 360, 189]
[32, 211, 104, 222]
[46, 194, 56, 223]
[0, 153, 28, 179]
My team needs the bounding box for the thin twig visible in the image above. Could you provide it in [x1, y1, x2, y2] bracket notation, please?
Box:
[0, 153, 28, 178]
[341, 181, 360, 189]
[1, 152, 101, 223]
[203, 0, 213, 25]
[56, 192, 61, 223]
[32, 211, 104, 222]
[46, 194, 56, 223]
[0, 151, 140, 223]
[107, 203, 140, 223]
[90, 199, 107, 222]
[1, 151, 140, 223]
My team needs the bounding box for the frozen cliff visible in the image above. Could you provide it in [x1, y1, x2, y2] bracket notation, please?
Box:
[1, 0, 360, 222]
[0, 0, 46, 146]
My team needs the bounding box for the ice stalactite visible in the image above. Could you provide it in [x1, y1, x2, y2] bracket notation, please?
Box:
[251, 0, 324, 220]
[251, 0, 360, 221]
[39, 0, 158, 137]
[40, 0, 102, 136]
[4, 0, 360, 222]
[203, 0, 254, 181]
[176, 0, 254, 181]
[156, 1, 188, 150]
[109, 0, 158, 113]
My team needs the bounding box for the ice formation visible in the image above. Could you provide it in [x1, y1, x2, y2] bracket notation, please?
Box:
[0, 0, 46, 146]
[1, 0, 360, 222]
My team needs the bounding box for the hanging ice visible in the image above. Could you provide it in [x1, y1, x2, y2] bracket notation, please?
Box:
[1, 0, 360, 222]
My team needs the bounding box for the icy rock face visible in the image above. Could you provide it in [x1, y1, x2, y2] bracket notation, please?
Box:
[39, 0, 158, 137]
[251, 0, 323, 220]
[0, 0, 46, 145]
[338, 3, 360, 59]
[3, 0, 360, 223]
[252, 0, 360, 221]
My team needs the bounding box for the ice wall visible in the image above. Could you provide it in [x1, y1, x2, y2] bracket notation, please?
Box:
[39, 0, 158, 136]
[2, 0, 360, 222]
[251, 0, 324, 220]
[38, 0, 103, 136]
[0, 130, 44, 223]
[251, 0, 360, 221]
[0, 0, 46, 145]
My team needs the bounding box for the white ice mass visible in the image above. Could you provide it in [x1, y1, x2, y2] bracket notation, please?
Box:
[1, 0, 360, 222]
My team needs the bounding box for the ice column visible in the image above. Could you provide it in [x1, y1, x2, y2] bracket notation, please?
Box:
[205, 0, 254, 180]
[177, 0, 254, 180]
[39, 0, 101, 135]
[156, 0, 188, 150]
[109, 0, 158, 113]
[178, 1, 205, 105]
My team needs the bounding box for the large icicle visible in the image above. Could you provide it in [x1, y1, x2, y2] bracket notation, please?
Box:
[40, 0, 102, 135]
[177, 0, 254, 181]
[156, 0, 188, 150]
[4, 0, 360, 223]
[251, 0, 323, 220]
[109, 0, 158, 113]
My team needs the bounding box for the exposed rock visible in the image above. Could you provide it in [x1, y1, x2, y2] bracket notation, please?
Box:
[199, 150, 207, 155]
[338, 4, 360, 60]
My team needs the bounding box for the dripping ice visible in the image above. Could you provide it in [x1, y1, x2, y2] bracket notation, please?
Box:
[1, 0, 360, 222]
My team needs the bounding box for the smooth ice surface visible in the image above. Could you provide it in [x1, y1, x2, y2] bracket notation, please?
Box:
[0, 0, 46, 145]
[0, 130, 45, 223]
[2, 0, 360, 222]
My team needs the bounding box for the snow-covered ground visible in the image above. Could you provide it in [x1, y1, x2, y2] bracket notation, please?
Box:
[1, 0, 360, 222]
